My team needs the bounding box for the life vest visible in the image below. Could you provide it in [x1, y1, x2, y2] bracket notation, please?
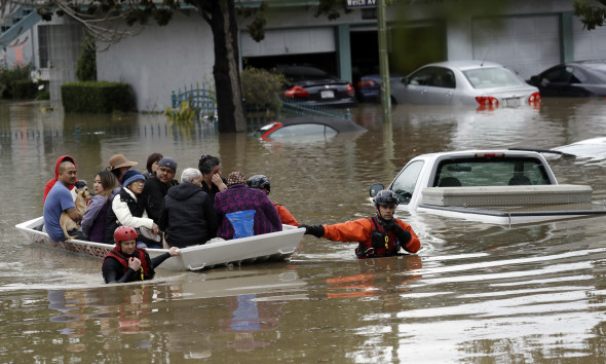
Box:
[355, 217, 400, 259]
[103, 246, 155, 281]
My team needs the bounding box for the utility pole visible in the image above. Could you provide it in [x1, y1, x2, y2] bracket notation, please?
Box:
[377, 0, 392, 123]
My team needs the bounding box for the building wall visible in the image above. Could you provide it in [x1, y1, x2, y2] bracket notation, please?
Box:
[96, 11, 215, 112]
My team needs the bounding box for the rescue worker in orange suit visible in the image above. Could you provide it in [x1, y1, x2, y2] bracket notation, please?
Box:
[102, 226, 180, 283]
[246, 175, 299, 227]
[300, 190, 420, 258]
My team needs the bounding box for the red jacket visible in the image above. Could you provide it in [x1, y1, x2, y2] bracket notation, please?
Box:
[322, 217, 420, 256]
[43, 155, 77, 204]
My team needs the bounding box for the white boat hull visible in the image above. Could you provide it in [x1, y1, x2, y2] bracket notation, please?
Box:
[15, 217, 304, 271]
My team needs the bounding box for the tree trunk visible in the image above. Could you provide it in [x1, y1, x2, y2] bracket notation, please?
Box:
[206, 0, 246, 133]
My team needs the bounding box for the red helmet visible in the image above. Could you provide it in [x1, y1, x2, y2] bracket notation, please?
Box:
[114, 226, 138, 244]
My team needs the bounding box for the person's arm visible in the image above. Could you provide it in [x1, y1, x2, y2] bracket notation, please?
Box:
[113, 195, 154, 229]
[275, 203, 299, 226]
[81, 196, 105, 234]
[212, 174, 227, 192]
[102, 257, 138, 283]
[394, 220, 421, 253]
[150, 247, 180, 268]
[65, 207, 82, 223]
[310, 219, 371, 242]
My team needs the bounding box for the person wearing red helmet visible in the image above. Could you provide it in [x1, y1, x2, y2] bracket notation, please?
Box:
[102, 226, 180, 283]
[300, 190, 421, 259]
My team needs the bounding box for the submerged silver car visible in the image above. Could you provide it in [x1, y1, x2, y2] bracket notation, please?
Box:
[391, 61, 541, 108]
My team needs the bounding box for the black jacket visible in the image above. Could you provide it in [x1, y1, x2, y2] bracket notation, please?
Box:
[104, 188, 146, 245]
[158, 182, 218, 248]
[141, 175, 177, 223]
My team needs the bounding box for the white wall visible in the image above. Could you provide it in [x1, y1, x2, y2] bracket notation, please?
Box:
[96, 12, 215, 112]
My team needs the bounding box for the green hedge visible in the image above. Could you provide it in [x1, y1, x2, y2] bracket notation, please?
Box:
[12, 80, 39, 99]
[61, 81, 135, 113]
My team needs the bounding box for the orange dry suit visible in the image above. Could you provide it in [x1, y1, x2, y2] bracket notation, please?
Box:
[273, 202, 299, 226]
[322, 216, 420, 259]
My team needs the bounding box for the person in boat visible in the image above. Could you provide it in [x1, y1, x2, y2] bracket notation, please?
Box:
[102, 226, 180, 284]
[141, 157, 179, 223]
[214, 171, 282, 240]
[43, 160, 84, 242]
[43, 155, 78, 204]
[246, 175, 299, 227]
[80, 171, 121, 242]
[104, 170, 161, 247]
[107, 154, 138, 184]
[300, 190, 421, 259]
[158, 168, 218, 248]
[198, 155, 227, 206]
[143, 152, 163, 179]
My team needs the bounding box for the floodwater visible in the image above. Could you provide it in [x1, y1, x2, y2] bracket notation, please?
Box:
[2, 98, 606, 363]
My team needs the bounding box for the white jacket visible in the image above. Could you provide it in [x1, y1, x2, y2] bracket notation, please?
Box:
[111, 188, 154, 229]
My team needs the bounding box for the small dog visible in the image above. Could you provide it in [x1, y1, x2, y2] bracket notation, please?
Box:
[60, 180, 92, 240]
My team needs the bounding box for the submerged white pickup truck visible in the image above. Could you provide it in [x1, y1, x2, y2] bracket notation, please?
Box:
[370, 149, 606, 225]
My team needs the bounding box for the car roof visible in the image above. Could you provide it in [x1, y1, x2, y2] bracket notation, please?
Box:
[277, 117, 367, 133]
[420, 60, 504, 71]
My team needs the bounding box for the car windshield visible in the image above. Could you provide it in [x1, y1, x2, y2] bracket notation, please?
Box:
[463, 67, 525, 89]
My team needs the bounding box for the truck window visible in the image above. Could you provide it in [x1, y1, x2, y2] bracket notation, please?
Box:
[390, 161, 424, 204]
[433, 157, 550, 186]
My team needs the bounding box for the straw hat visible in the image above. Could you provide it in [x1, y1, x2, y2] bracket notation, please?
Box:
[108, 154, 138, 170]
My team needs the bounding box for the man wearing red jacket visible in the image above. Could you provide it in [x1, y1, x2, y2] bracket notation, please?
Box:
[300, 190, 420, 258]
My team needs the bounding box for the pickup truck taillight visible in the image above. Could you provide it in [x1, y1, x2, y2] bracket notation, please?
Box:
[283, 86, 309, 98]
[475, 96, 499, 107]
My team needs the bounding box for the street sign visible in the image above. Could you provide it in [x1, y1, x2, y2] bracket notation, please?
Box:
[346, 0, 376, 9]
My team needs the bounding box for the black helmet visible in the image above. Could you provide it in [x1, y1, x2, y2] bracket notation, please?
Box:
[373, 190, 399, 207]
[247, 175, 271, 194]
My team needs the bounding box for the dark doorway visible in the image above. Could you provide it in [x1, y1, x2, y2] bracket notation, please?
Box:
[350, 30, 379, 85]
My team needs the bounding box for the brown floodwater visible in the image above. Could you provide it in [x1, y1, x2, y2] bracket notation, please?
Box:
[2, 98, 606, 363]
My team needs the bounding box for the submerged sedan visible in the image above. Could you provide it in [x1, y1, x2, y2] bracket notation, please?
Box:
[391, 60, 541, 108]
[276, 65, 357, 108]
[527, 60, 606, 97]
[250, 116, 366, 140]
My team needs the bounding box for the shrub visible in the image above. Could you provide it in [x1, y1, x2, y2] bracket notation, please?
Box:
[0, 64, 33, 99]
[12, 80, 38, 99]
[61, 81, 135, 113]
[36, 90, 50, 100]
[241, 67, 286, 110]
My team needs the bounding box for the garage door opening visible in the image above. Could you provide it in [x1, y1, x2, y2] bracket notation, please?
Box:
[350, 29, 379, 86]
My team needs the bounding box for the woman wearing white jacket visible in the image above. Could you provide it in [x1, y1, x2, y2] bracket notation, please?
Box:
[103, 170, 160, 246]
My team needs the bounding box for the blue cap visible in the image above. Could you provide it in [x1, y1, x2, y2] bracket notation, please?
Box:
[122, 170, 146, 187]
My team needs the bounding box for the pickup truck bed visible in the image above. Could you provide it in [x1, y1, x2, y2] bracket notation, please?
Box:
[374, 149, 606, 225]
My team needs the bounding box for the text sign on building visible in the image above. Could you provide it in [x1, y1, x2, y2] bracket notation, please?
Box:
[346, 0, 376, 8]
